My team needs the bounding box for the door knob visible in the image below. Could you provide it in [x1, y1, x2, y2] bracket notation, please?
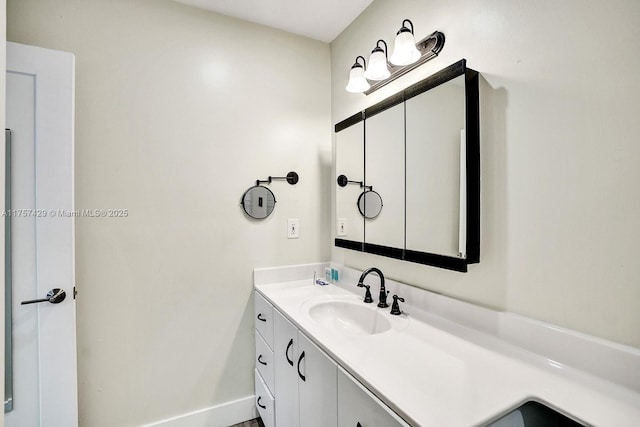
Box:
[21, 288, 66, 305]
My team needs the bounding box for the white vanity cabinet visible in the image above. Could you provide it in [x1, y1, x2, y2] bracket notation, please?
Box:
[272, 307, 337, 427]
[256, 290, 407, 427]
[337, 367, 410, 427]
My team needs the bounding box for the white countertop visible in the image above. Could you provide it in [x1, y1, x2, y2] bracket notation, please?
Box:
[254, 266, 640, 427]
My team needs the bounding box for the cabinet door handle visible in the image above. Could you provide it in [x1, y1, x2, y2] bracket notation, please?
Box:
[257, 396, 266, 409]
[257, 354, 267, 366]
[257, 313, 267, 322]
[297, 351, 306, 382]
[286, 338, 294, 366]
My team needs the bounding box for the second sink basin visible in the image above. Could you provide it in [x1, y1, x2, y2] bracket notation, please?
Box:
[307, 299, 392, 335]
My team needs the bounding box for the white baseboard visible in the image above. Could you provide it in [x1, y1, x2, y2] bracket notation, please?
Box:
[142, 395, 258, 427]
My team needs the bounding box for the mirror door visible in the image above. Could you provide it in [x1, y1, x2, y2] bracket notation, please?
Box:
[405, 75, 465, 257]
[363, 103, 404, 257]
[335, 120, 364, 249]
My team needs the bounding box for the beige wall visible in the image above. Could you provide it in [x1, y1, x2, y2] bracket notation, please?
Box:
[7, 0, 331, 425]
[331, 0, 640, 348]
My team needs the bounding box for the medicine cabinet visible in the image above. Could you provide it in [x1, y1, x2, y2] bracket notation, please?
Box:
[334, 59, 479, 272]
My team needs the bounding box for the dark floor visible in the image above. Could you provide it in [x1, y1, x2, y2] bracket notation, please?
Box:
[229, 417, 265, 427]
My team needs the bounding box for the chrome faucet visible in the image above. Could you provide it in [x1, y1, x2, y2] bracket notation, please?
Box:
[357, 267, 389, 308]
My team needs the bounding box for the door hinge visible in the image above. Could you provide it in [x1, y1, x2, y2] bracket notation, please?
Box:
[73, 286, 77, 299]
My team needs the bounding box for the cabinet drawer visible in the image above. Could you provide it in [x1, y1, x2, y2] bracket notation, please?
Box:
[337, 367, 410, 427]
[254, 291, 274, 349]
[255, 369, 275, 427]
[255, 329, 274, 394]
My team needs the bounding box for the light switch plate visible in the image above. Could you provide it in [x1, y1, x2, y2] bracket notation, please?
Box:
[337, 218, 347, 236]
[287, 219, 299, 239]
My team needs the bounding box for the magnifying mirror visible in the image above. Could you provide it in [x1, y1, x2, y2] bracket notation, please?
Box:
[241, 185, 276, 219]
[357, 190, 383, 219]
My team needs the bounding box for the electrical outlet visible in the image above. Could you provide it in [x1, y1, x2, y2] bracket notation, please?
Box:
[337, 218, 347, 236]
[287, 219, 299, 239]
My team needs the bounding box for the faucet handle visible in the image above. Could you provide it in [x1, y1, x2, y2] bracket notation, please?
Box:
[390, 295, 405, 315]
[362, 285, 373, 303]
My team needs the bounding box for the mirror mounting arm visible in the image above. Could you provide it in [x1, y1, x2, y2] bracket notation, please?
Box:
[337, 174, 372, 190]
[256, 171, 299, 186]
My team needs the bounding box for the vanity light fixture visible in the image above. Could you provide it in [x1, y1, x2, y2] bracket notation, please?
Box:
[346, 19, 445, 95]
[345, 56, 370, 93]
[389, 19, 421, 66]
[363, 40, 391, 81]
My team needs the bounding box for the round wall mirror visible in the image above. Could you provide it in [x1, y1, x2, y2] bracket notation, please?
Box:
[241, 185, 276, 219]
[357, 190, 383, 219]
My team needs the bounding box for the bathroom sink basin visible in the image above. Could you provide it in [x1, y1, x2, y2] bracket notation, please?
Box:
[306, 299, 392, 335]
[486, 400, 585, 427]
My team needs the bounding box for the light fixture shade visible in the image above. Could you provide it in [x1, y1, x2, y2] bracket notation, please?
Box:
[390, 29, 421, 66]
[345, 63, 370, 93]
[364, 48, 390, 81]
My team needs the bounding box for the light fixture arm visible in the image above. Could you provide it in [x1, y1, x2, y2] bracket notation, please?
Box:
[401, 19, 414, 34]
[375, 39, 389, 59]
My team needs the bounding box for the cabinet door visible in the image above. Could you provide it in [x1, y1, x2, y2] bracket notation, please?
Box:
[298, 332, 338, 427]
[273, 309, 299, 427]
[337, 367, 410, 427]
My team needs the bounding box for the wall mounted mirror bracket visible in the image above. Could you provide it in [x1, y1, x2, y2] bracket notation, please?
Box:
[256, 171, 299, 186]
[241, 171, 299, 219]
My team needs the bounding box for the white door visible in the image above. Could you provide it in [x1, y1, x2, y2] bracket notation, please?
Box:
[298, 333, 337, 427]
[5, 42, 78, 427]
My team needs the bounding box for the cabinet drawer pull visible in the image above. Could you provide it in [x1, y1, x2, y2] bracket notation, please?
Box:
[257, 354, 267, 366]
[297, 351, 306, 382]
[257, 396, 266, 409]
[286, 338, 294, 366]
[257, 313, 267, 322]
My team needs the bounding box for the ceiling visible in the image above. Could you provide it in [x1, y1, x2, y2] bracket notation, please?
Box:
[173, 0, 374, 43]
